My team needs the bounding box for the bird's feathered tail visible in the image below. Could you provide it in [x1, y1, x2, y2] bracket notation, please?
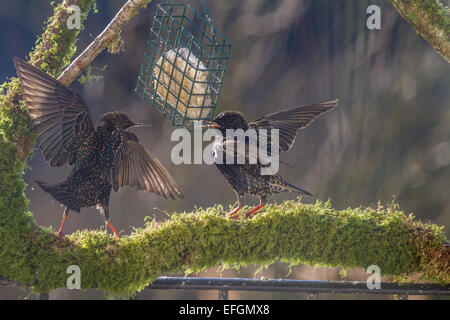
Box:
[36, 180, 83, 212]
[284, 181, 313, 196]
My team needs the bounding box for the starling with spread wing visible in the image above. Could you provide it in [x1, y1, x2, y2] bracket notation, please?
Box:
[205, 99, 338, 218]
[14, 58, 183, 237]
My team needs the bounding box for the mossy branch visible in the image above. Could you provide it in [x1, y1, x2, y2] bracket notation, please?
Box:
[387, 0, 450, 62]
[0, 200, 449, 297]
[29, 0, 98, 77]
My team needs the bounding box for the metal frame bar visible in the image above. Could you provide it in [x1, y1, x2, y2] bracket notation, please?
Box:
[2, 275, 449, 300]
[141, 277, 450, 297]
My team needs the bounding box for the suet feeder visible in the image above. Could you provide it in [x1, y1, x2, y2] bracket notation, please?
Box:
[136, 1, 232, 129]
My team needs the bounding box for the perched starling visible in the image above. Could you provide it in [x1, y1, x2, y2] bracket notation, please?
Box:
[14, 58, 183, 237]
[205, 99, 339, 218]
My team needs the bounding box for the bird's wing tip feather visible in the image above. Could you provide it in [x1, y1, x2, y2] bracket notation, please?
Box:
[13, 57, 23, 66]
[324, 98, 339, 105]
[13, 57, 30, 71]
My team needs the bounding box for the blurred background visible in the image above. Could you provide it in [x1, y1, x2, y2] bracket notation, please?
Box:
[0, 0, 449, 299]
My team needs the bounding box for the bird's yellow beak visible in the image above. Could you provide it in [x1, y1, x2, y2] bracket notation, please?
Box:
[133, 123, 152, 128]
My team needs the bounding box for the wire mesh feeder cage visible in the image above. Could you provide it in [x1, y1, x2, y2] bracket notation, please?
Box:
[136, 1, 232, 129]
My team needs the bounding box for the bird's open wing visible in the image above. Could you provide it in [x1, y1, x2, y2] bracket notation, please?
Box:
[108, 128, 183, 199]
[248, 99, 338, 154]
[14, 58, 95, 167]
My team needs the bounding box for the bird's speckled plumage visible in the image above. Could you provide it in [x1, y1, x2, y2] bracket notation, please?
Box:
[210, 99, 339, 217]
[14, 58, 183, 236]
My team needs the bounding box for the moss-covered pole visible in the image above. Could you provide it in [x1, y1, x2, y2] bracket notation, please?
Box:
[29, 0, 97, 77]
[387, 0, 450, 62]
[0, 0, 97, 292]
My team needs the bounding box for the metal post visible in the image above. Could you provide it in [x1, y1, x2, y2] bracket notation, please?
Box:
[306, 293, 318, 300]
[218, 289, 228, 300]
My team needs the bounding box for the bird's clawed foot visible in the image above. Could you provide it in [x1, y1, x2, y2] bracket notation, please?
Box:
[227, 203, 266, 219]
[244, 203, 265, 218]
[58, 231, 65, 239]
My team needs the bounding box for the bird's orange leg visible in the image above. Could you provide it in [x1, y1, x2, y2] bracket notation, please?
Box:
[98, 204, 119, 237]
[106, 220, 119, 237]
[245, 196, 267, 218]
[58, 207, 69, 238]
[228, 193, 244, 219]
[244, 203, 265, 218]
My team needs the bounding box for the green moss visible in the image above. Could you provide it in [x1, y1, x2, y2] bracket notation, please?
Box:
[78, 65, 107, 86]
[3, 194, 450, 298]
[390, 0, 450, 32]
[388, 0, 450, 60]
[107, 32, 125, 55]
[29, 0, 98, 76]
